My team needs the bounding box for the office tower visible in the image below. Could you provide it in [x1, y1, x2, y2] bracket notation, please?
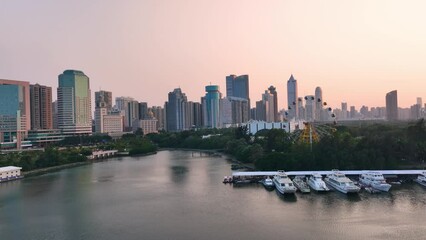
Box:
[297, 97, 305, 120]
[417, 97, 422, 106]
[287, 75, 298, 120]
[304, 95, 315, 121]
[314, 87, 323, 121]
[151, 106, 165, 130]
[221, 97, 249, 126]
[386, 90, 398, 121]
[262, 90, 275, 122]
[30, 84, 52, 130]
[410, 104, 421, 120]
[127, 100, 140, 129]
[192, 102, 203, 128]
[115, 96, 134, 112]
[52, 101, 58, 129]
[0, 79, 31, 148]
[202, 85, 221, 129]
[166, 88, 188, 132]
[226, 74, 250, 118]
[350, 106, 356, 119]
[360, 106, 369, 118]
[95, 91, 112, 110]
[341, 102, 348, 120]
[268, 86, 279, 122]
[255, 100, 266, 121]
[57, 70, 92, 135]
[139, 102, 148, 120]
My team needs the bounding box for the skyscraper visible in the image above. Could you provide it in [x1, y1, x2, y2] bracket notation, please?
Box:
[314, 87, 323, 121]
[57, 70, 92, 135]
[0, 79, 31, 148]
[30, 84, 53, 130]
[262, 90, 275, 122]
[386, 90, 398, 121]
[268, 86, 279, 122]
[226, 74, 250, 119]
[304, 95, 315, 121]
[139, 102, 148, 120]
[166, 88, 188, 132]
[287, 75, 298, 120]
[202, 85, 221, 128]
[95, 90, 112, 110]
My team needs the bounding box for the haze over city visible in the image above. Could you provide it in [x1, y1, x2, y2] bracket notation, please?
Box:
[1, 0, 425, 109]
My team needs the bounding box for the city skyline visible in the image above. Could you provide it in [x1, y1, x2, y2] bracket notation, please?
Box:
[1, 1, 426, 109]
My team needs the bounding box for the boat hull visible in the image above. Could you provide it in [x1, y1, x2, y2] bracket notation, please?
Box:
[324, 179, 360, 194]
[307, 180, 329, 192]
[414, 179, 426, 187]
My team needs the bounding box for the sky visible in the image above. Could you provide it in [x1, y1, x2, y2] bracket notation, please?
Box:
[1, 0, 425, 110]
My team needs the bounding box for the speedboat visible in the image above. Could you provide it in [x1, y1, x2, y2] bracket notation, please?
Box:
[260, 177, 275, 189]
[324, 170, 360, 194]
[414, 171, 426, 187]
[272, 170, 297, 194]
[307, 173, 329, 192]
[292, 176, 310, 193]
[359, 171, 391, 192]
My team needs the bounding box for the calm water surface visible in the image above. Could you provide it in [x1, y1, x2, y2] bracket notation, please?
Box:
[1, 150, 426, 240]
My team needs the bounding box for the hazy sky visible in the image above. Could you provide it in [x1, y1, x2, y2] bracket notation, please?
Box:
[1, 0, 425, 110]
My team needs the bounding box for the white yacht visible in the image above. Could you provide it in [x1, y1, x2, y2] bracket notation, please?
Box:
[414, 171, 426, 187]
[324, 170, 360, 194]
[292, 176, 310, 193]
[359, 171, 391, 192]
[273, 170, 297, 194]
[260, 177, 275, 189]
[307, 173, 329, 192]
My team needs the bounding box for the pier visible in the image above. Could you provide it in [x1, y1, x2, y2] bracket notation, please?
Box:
[88, 150, 118, 160]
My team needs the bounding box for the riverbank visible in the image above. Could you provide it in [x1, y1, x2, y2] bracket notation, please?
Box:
[23, 162, 90, 177]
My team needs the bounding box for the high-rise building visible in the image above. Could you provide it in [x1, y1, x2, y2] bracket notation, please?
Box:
[127, 100, 140, 129]
[417, 97, 422, 106]
[262, 90, 275, 122]
[268, 86, 279, 122]
[139, 102, 148, 120]
[226, 74, 250, 118]
[95, 91, 112, 110]
[0, 79, 31, 148]
[297, 97, 305, 120]
[386, 90, 398, 121]
[57, 70, 92, 135]
[304, 95, 315, 121]
[151, 106, 165, 130]
[341, 102, 348, 120]
[115, 96, 134, 112]
[287, 75, 298, 120]
[255, 100, 266, 121]
[166, 88, 188, 132]
[192, 102, 203, 128]
[202, 85, 221, 129]
[221, 97, 249, 126]
[314, 87, 323, 121]
[30, 84, 52, 130]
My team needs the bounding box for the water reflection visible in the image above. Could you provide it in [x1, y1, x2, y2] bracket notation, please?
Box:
[1, 150, 426, 240]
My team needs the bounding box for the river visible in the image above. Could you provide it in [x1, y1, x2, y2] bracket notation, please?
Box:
[1, 150, 426, 240]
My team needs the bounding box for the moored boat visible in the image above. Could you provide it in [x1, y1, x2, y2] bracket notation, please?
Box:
[292, 176, 310, 193]
[359, 171, 391, 192]
[307, 173, 329, 192]
[414, 171, 426, 187]
[273, 170, 297, 194]
[324, 170, 360, 194]
[260, 177, 275, 189]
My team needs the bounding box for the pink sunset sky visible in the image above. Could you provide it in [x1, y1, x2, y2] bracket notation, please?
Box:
[1, 0, 425, 110]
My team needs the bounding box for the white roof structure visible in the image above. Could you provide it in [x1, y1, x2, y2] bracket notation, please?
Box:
[0, 166, 22, 173]
[232, 170, 425, 177]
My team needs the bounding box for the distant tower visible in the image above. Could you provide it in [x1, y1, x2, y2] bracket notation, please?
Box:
[166, 88, 188, 132]
[315, 87, 323, 121]
[386, 90, 398, 121]
[95, 90, 112, 110]
[268, 86, 279, 122]
[226, 74, 250, 118]
[203, 85, 221, 128]
[57, 70, 92, 135]
[304, 95, 315, 121]
[30, 84, 53, 130]
[287, 75, 298, 120]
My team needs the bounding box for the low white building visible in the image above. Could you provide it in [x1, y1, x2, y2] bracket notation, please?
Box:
[242, 120, 304, 135]
[0, 166, 22, 182]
